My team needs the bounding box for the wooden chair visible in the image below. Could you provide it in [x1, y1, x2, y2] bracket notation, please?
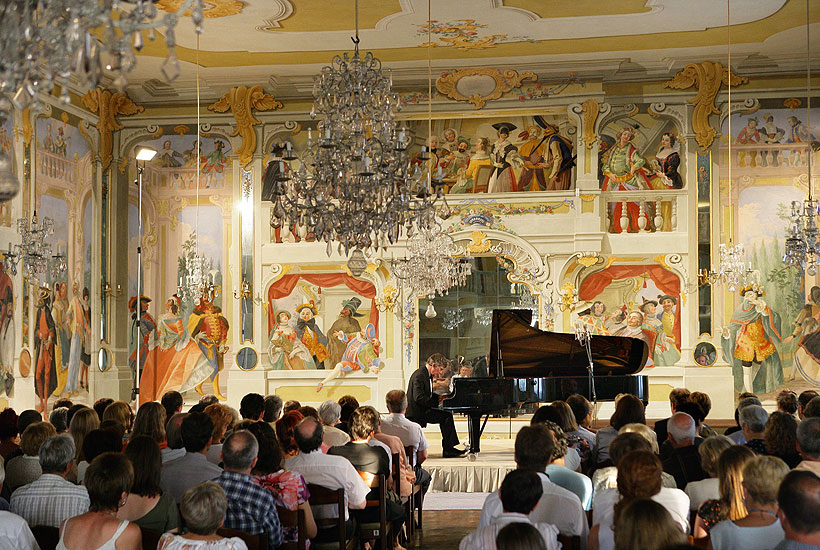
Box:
[306, 483, 356, 550]
[557, 534, 582, 550]
[404, 445, 424, 532]
[139, 527, 162, 550]
[216, 528, 265, 550]
[277, 506, 308, 550]
[30, 525, 59, 550]
[357, 473, 390, 550]
[472, 164, 493, 193]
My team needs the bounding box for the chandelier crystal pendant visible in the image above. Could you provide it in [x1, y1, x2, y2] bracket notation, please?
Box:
[269, 0, 447, 257]
[4, 210, 66, 281]
[0, 0, 204, 118]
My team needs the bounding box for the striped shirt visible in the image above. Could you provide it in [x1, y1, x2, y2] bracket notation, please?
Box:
[10, 473, 89, 527]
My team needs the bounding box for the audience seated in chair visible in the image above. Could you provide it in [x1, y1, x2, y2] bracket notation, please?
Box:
[594, 395, 646, 465]
[693, 445, 755, 539]
[612, 498, 686, 550]
[684, 435, 732, 511]
[773, 470, 820, 550]
[160, 412, 222, 503]
[158, 482, 249, 550]
[794, 417, 820, 476]
[380, 390, 432, 495]
[764, 411, 801, 468]
[661, 412, 707, 489]
[318, 401, 350, 449]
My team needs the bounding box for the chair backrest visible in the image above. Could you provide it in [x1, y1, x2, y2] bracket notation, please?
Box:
[306, 483, 348, 549]
[359, 473, 389, 550]
[216, 527, 265, 550]
[557, 534, 582, 550]
[139, 527, 162, 550]
[472, 164, 493, 192]
[277, 506, 307, 550]
[391, 453, 401, 494]
[404, 445, 416, 467]
[31, 525, 60, 550]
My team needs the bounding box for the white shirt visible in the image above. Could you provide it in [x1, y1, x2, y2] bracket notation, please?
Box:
[563, 447, 582, 472]
[592, 487, 690, 534]
[685, 477, 719, 510]
[379, 413, 429, 463]
[161, 447, 186, 464]
[322, 425, 350, 448]
[459, 512, 560, 550]
[284, 449, 369, 521]
[480, 471, 589, 546]
[710, 519, 784, 550]
[0, 511, 40, 550]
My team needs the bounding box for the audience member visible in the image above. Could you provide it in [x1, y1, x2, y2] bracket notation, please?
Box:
[239, 393, 265, 421]
[164, 412, 188, 463]
[199, 394, 220, 408]
[131, 401, 167, 447]
[0, 452, 8, 510]
[566, 393, 596, 449]
[276, 410, 305, 461]
[100, 420, 126, 441]
[204, 404, 234, 466]
[551, 400, 591, 467]
[318, 400, 351, 448]
[160, 391, 184, 421]
[5, 410, 43, 463]
[496, 522, 548, 550]
[77, 428, 123, 483]
[612, 498, 687, 550]
[57, 452, 141, 550]
[728, 397, 763, 444]
[5, 421, 56, 493]
[69, 406, 100, 463]
[592, 432, 677, 499]
[539, 420, 592, 508]
[765, 411, 801, 468]
[53, 398, 73, 410]
[49, 407, 70, 433]
[336, 395, 360, 435]
[286, 417, 368, 543]
[461, 470, 559, 550]
[709, 456, 789, 550]
[263, 395, 283, 425]
[0, 407, 19, 459]
[774, 470, 820, 549]
[804, 396, 820, 418]
[480, 424, 588, 539]
[102, 401, 134, 438]
[654, 388, 691, 444]
[795, 417, 820, 475]
[282, 400, 301, 414]
[684, 435, 732, 511]
[741, 405, 770, 454]
[161, 412, 222, 503]
[373, 416, 416, 499]
[92, 398, 114, 422]
[798, 390, 819, 420]
[11, 434, 89, 527]
[247, 420, 317, 544]
[0, 508, 39, 549]
[662, 412, 707, 489]
[119, 435, 180, 533]
[595, 394, 646, 464]
[65, 404, 87, 432]
[215, 430, 283, 547]
[590, 450, 689, 550]
[618, 422, 661, 453]
[690, 392, 717, 437]
[328, 406, 405, 550]
[694, 445, 755, 538]
[158, 482, 249, 550]
[298, 406, 319, 420]
[777, 390, 799, 417]
[532, 407, 582, 471]
[381, 389, 432, 494]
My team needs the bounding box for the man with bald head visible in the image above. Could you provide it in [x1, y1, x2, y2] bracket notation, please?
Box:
[661, 412, 707, 489]
[774, 470, 820, 549]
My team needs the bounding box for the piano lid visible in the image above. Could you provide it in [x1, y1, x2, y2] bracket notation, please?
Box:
[488, 309, 649, 378]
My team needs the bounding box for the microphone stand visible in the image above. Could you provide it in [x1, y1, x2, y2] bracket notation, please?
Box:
[575, 321, 597, 408]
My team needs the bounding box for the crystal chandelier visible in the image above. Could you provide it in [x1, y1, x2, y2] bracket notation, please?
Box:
[783, 0, 818, 274]
[0, 0, 204, 116]
[3, 211, 66, 281]
[441, 308, 465, 330]
[269, 0, 448, 257]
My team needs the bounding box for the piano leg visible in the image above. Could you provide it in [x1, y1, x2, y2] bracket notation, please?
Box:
[467, 414, 483, 455]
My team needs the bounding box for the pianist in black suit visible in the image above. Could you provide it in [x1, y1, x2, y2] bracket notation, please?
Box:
[406, 353, 466, 458]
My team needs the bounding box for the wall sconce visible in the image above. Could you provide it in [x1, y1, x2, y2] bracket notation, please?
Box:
[557, 282, 578, 312]
[102, 282, 122, 298]
[375, 285, 398, 312]
[233, 279, 263, 305]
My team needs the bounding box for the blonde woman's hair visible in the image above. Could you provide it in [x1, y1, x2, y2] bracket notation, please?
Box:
[717, 445, 755, 520]
[614, 498, 686, 550]
[742, 455, 790, 505]
[102, 401, 134, 433]
[69, 407, 100, 461]
[619, 423, 659, 454]
[697, 435, 733, 477]
[20, 421, 57, 456]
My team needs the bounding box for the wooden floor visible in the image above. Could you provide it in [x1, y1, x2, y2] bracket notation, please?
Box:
[407, 510, 482, 548]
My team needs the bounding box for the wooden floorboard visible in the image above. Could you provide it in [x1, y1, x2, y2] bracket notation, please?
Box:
[408, 510, 482, 548]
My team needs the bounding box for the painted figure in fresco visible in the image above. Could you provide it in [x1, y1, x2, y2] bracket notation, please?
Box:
[450, 137, 491, 194]
[65, 281, 89, 396]
[139, 295, 213, 404]
[441, 137, 470, 183]
[641, 298, 680, 366]
[612, 311, 655, 367]
[736, 118, 762, 144]
[577, 301, 613, 335]
[721, 284, 784, 394]
[268, 310, 314, 370]
[442, 128, 459, 153]
[54, 127, 69, 157]
[488, 122, 521, 193]
[295, 301, 329, 369]
[0, 287, 14, 396]
[519, 119, 574, 192]
[783, 286, 820, 386]
[761, 114, 785, 144]
[653, 132, 683, 189]
[657, 294, 680, 353]
[188, 290, 230, 400]
[34, 288, 57, 413]
[201, 140, 227, 187]
[327, 297, 364, 369]
[694, 342, 717, 366]
[787, 116, 812, 144]
[316, 323, 382, 391]
[129, 295, 157, 395]
[601, 127, 653, 233]
[50, 282, 70, 397]
[80, 287, 91, 390]
[160, 140, 183, 168]
[42, 123, 54, 153]
[183, 139, 203, 168]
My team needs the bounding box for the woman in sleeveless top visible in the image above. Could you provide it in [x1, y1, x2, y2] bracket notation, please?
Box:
[158, 482, 248, 550]
[58, 453, 141, 550]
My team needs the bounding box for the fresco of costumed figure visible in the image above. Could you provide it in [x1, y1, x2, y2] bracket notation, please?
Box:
[640, 298, 680, 366]
[268, 309, 315, 370]
[317, 323, 383, 391]
[188, 290, 230, 400]
[326, 297, 365, 369]
[0, 269, 13, 396]
[295, 301, 329, 369]
[783, 285, 820, 386]
[34, 288, 57, 413]
[722, 284, 784, 394]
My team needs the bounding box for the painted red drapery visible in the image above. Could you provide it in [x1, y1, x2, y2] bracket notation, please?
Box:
[579, 265, 681, 348]
[266, 273, 378, 336]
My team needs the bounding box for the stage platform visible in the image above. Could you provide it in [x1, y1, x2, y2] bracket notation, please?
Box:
[423, 436, 516, 493]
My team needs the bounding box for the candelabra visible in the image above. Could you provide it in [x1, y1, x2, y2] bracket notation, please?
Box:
[699, 243, 754, 291]
[3, 211, 66, 281]
[233, 279, 263, 305]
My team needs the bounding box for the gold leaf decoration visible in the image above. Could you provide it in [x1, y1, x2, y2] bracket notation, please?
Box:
[173, 125, 190, 136]
[784, 98, 801, 111]
[436, 68, 536, 110]
[156, 0, 244, 18]
[82, 89, 144, 172]
[664, 61, 747, 150]
[208, 85, 283, 167]
[21, 107, 33, 146]
[580, 98, 599, 149]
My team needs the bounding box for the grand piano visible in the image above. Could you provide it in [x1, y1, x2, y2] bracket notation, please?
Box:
[440, 309, 649, 455]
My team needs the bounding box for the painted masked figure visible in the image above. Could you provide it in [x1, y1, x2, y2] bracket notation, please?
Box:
[450, 137, 491, 194]
[641, 299, 680, 366]
[518, 119, 574, 191]
[317, 323, 382, 391]
[578, 301, 612, 335]
[327, 297, 364, 369]
[188, 291, 230, 400]
[295, 301, 329, 369]
[34, 288, 57, 413]
[721, 285, 784, 394]
[80, 287, 91, 390]
[269, 310, 314, 370]
[612, 310, 655, 368]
